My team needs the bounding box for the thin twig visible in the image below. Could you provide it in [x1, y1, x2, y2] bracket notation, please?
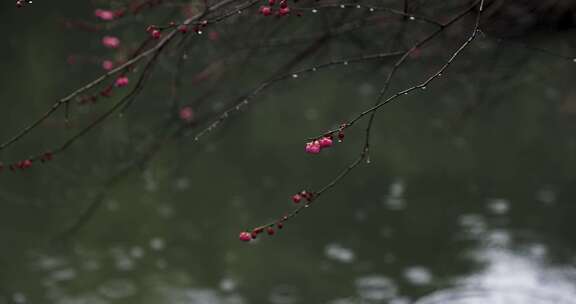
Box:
[248, 0, 486, 234]
[0, 0, 241, 153]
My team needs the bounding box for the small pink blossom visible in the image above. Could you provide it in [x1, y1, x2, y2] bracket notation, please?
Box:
[95, 9, 115, 21]
[101, 60, 114, 71]
[102, 36, 120, 49]
[318, 136, 333, 148]
[267, 227, 275, 235]
[179, 106, 194, 123]
[16, 159, 33, 169]
[305, 141, 321, 154]
[278, 7, 290, 16]
[259, 6, 272, 16]
[292, 194, 302, 204]
[239, 231, 252, 242]
[16, 0, 27, 8]
[114, 76, 129, 87]
[150, 29, 161, 39]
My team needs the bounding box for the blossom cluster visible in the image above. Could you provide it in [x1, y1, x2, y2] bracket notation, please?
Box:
[238, 190, 314, 242]
[259, 0, 292, 17]
[305, 136, 333, 154]
[0, 152, 53, 173]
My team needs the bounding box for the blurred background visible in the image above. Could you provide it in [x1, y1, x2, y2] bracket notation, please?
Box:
[1, 0, 576, 303]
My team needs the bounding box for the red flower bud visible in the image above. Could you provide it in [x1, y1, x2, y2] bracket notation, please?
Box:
[239, 231, 252, 242]
[292, 194, 302, 204]
[267, 227, 275, 235]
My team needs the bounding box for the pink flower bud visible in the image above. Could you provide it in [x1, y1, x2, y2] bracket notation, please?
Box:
[278, 7, 291, 16]
[102, 36, 120, 49]
[150, 29, 161, 39]
[114, 76, 129, 87]
[305, 141, 321, 154]
[319, 136, 333, 148]
[19, 159, 33, 169]
[95, 9, 115, 21]
[267, 227, 275, 235]
[292, 194, 302, 203]
[239, 231, 252, 242]
[101, 60, 114, 71]
[179, 106, 194, 123]
[259, 6, 272, 16]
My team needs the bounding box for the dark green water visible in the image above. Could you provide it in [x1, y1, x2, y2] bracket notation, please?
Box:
[1, 1, 576, 303]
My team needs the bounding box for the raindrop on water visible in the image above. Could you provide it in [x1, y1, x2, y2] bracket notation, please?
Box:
[99, 279, 137, 299]
[49, 268, 77, 282]
[219, 277, 238, 292]
[355, 275, 397, 301]
[487, 198, 510, 215]
[149, 237, 165, 251]
[130, 246, 144, 259]
[325, 243, 355, 263]
[403, 266, 433, 286]
[13, 293, 27, 304]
